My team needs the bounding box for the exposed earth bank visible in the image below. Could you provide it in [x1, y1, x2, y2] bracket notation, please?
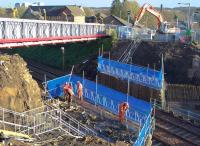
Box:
[0, 54, 43, 112]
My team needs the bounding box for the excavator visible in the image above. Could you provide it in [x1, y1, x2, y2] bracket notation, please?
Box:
[134, 3, 179, 34]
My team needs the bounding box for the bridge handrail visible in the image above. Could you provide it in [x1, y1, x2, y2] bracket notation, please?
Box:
[0, 17, 109, 26]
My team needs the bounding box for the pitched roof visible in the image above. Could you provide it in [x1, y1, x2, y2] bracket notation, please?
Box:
[67, 6, 85, 16]
[111, 15, 132, 27]
[83, 7, 95, 16]
[28, 5, 85, 17]
[96, 13, 107, 19]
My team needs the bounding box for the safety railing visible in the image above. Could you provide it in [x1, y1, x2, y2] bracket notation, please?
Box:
[134, 110, 153, 146]
[61, 110, 97, 136]
[46, 104, 97, 136]
[98, 56, 163, 90]
[151, 98, 200, 126]
[0, 104, 97, 143]
[24, 105, 96, 137]
[0, 106, 32, 135]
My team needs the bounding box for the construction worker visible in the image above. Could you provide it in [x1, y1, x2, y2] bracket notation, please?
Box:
[77, 81, 83, 101]
[63, 83, 69, 98]
[63, 83, 74, 108]
[119, 102, 129, 123]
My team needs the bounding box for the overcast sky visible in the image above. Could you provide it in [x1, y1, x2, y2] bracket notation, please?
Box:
[0, 0, 199, 8]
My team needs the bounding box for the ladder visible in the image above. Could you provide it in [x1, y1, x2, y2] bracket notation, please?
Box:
[118, 37, 142, 64]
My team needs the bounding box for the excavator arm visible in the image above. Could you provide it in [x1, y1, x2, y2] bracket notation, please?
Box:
[135, 3, 164, 29]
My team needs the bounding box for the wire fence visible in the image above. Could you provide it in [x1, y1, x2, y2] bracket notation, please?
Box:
[150, 98, 200, 126]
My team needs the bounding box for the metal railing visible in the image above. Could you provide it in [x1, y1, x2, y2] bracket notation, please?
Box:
[0, 104, 97, 142]
[134, 109, 153, 146]
[46, 103, 97, 136]
[119, 37, 142, 63]
[0, 106, 31, 135]
[150, 98, 200, 125]
[0, 18, 106, 40]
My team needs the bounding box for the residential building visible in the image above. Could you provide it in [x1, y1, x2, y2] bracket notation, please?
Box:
[104, 15, 132, 26]
[22, 5, 85, 23]
[83, 7, 96, 23]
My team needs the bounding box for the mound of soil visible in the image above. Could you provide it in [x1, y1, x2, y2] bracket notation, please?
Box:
[0, 54, 43, 112]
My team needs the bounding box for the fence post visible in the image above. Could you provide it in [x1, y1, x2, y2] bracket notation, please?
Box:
[3, 108, 5, 130]
[78, 122, 80, 137]
[34, 116, 36, 134]
[95, 75, 98, 107]
[14, 114, 16, 132]
[82, 70, 85, 100]
[59, 110, 61, 127]
[153, 99, 156, 118]
[139, 119, 142, 133]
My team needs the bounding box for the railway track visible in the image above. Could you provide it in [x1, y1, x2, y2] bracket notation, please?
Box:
[27, 61, 200, 146]
[153, 109, 200, 146]
[27, 60, 65, 83]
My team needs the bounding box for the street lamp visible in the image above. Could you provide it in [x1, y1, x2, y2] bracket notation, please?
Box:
[127, 10, 131, 24]
[60, 47, 65, 71]
[178, 2, 190, 29]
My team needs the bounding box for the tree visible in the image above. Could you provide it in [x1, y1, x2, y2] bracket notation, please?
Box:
[110, 29, 118, 46]
[110, 0, 122, 17]
[121, 0, 140, 23]
[17, 6, 27, 18]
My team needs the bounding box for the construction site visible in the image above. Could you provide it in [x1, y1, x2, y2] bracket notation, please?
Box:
[0, 1, 200, 146]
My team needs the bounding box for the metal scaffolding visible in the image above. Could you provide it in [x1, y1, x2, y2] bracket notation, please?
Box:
[0, 104, 96, 144]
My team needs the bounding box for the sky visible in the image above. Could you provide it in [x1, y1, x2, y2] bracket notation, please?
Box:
[0, 0, 199, 8]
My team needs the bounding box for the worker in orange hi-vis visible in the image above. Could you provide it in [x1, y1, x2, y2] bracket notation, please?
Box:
[119, 102, 129, 123]
[77, 81, 83, 101]
[63, 83, 69, 98]
[63, 83, 74, 108]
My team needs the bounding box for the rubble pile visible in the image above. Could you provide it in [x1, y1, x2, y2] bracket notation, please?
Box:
[0, 54, 43, 112]
[60, 102, 137, 145]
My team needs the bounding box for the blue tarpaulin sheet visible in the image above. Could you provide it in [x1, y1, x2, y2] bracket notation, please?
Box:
[97, 56, 163, 90]
[47, 75, 151, 114]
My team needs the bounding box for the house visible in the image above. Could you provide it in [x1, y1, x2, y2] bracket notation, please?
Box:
[66, 6, 85, 23]
[104, 15, 132, 27]
[83, 7, 96, 23]
[22, 5, 85, 23]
